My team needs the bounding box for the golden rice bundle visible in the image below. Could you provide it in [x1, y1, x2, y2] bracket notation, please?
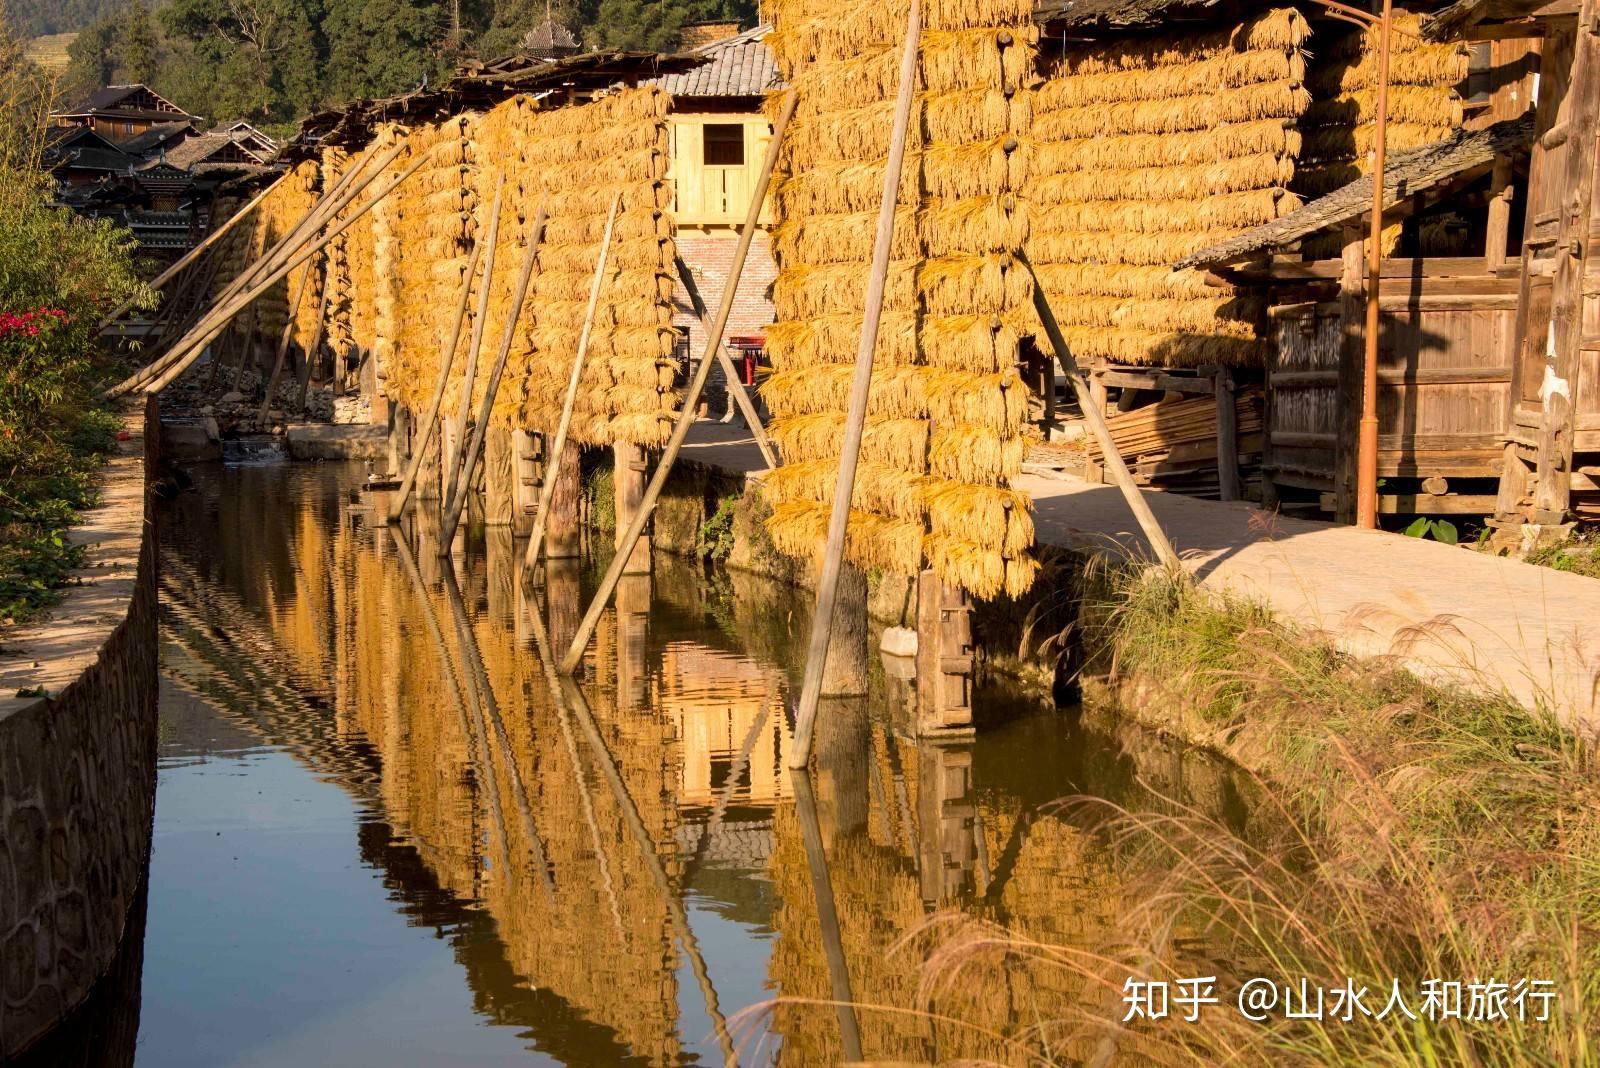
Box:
[1028, 152, 1297, 203]
[763, 0, 1039, 596]
[1060, 8, 1311, 76]
[1302, 86, 1463, 130]
[1037, 48, 1304, 109]
[1032, 80, 1311, 141]
[1031, 121, 1302, 173]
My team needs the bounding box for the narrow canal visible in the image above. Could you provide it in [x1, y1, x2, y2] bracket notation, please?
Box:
[117, 461, 1248, 1065]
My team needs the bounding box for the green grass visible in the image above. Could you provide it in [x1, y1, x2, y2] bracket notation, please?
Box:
[1525, 532, 1600, 581]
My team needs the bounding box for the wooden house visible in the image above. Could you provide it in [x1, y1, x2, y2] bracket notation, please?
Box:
[51, 84, 200, 143]
[1178, 0, 1599, 527]
[648, 24, 783, 377]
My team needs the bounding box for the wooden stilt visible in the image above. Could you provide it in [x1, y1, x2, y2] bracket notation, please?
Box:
[1215, 368, 1240, 501]
[545, 438, 582, 559]
[510, 429, 538, 535]
[230, 301, 261, 392]
[1023, 258, 1184, 572]
[388, 405, 414, 479]
[443, 200, 549, 546]
[387, 223, 488, 522]
[789, 5, 921, 769]
[1334, 226, 1366, 523]
[916, 743, 976, 905]
[555, 89, 798, 675]
[614, 574, 652, 711]
[521, 193, 623, 573]
[673, 255, 778, 468]
[257, 254, 317, 424]
[915, 570, 974, 735]
[612, 443, 653, 574]
[1532, 2, 1600, 524]
[484, 426, 515, 526]
[819, 562, 869, 697]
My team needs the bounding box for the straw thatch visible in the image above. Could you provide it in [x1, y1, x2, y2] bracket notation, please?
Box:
[762, 0, 1040, 600]
[1294, 13, 1467, 253]
[1024, 7, 1313, 371]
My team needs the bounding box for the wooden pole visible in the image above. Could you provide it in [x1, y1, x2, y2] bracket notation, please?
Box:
[139, 155, 427, 396]
[793, 770, 865, 1062]
[521, 192, 624, 572]
[441, 179, 506, 524]
[442, 201, 550, 546]
[104, 141, 409, 399]
[386, 231, 487, 522]
[1532, 1, 1599, 524]
[673, 255, 778, 468]
[96, 172, 286, 332]
[205, 229, 263, 391]
[296, 266, 333, 413]
[229, 301, 261, 393]
[1023, 258, 1183, 571]
[789, 2, 921, 770]
[555, 89, 798, 674]
[257, 253, 317, 423]
[1355, 0, 1394, 530]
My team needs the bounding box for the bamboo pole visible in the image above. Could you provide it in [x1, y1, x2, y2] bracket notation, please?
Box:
[441, 179, 507, 524]
[442, 201, 550, 546]
[204, 229, 263, 391]
[555, 90, 798, 674]
[296, 265, 332, 414]
[103, 142, 408, 399]
[228, 302, 261, 393]
[140, 155, 428, 396]
[520, 192, 623, 573]
[673, 255, 778, 468]
[788, 3, 920, 770]
[256, 254, 317, 424]
[386, 230, 488, 523]
[96, 172, 286, 332]
[1022, 257, 1182, 570]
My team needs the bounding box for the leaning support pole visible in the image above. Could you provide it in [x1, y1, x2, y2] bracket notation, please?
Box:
[386, 229, 488, 522]
[520, 192, 624, 572]
[104, 141, 409, 399]
[96, 173, 286, 332]
[555, 90, 798, 674]
[140, 155, 427, 396]
[256, 254, 318, 423]
[1023, 258, 1183, 571]
[789, 2, 921, 770]
[441, 180, 507, 524]
[673, 256, 778, 468]
[442, 201, 550, 546]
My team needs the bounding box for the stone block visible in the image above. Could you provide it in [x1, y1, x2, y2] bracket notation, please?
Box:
[284, 423, 389, 461]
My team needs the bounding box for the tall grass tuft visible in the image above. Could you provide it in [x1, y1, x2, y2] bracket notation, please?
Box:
[921, 570, 1600, 1066]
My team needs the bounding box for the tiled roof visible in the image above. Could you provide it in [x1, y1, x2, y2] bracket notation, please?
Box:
[650, 24, 779, 99]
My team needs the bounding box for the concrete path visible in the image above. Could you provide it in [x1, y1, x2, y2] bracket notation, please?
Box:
[682, 421, 1600, 728]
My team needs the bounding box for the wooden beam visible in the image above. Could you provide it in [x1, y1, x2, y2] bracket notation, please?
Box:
[1215, 368, 1241, 500]
[673, 255, 779, 468]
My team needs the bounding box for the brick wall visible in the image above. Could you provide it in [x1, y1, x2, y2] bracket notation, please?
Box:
[672, 230, 778, 408]
[0, 400, 160, 1059]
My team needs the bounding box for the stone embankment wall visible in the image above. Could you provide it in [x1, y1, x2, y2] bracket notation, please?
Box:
[0, 399, 160, 1059]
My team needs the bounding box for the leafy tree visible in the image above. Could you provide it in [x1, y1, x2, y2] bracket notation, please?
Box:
[159, 0, 323, 122]
[120, 0, 158, 82]
[63, 14, 119, 94]
[322, 0, 448, 102]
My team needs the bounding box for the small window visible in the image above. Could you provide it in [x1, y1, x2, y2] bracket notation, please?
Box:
[703, 123, 745, 166]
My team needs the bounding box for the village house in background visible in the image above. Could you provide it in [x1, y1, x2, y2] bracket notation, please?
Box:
[651, 22, 783, 412]
[43, 84, 280, 267]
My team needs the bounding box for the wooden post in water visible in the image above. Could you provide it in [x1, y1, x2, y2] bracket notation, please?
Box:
[820, 563, 869, 697]
[484, 427, 515, 525]
[788, 3, 921, 769]
[510, 429, 539, 535]
[546, 439, 583, 559]
[555, 89, 799, 676]
[915, 570, 975, 735]
[612, 444, 653, 574]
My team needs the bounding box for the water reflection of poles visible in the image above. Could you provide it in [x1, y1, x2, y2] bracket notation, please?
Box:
[682, 700, 772, 883]
[441, 562, 554, 896]
[793, 770, 865, 1062]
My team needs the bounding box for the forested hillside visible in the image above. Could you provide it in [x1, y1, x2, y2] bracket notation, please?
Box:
[19, 0, 753, 126]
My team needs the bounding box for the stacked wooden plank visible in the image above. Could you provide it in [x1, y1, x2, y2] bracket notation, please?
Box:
[1084, 390, 1265, 497]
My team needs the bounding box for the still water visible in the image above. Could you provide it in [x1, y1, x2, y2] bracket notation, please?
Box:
[87, 462, 1249, 1065]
